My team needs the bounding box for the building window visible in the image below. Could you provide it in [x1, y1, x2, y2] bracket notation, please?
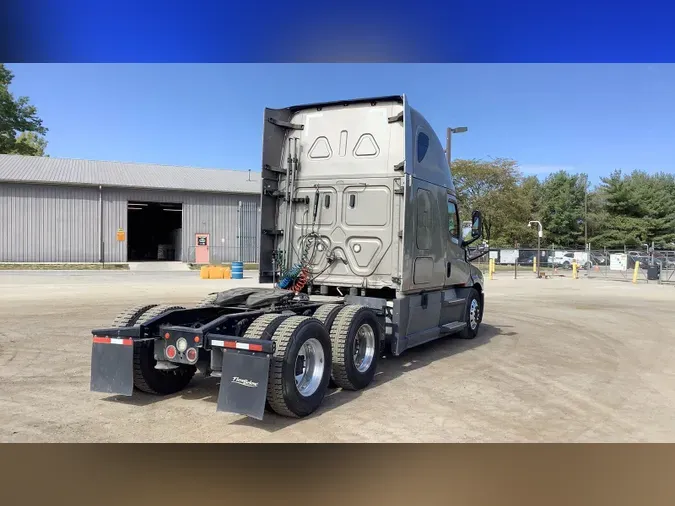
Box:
[417, 132, 429, 163]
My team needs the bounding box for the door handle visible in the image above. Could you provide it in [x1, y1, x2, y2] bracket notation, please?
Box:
[446, 262, 451, 277]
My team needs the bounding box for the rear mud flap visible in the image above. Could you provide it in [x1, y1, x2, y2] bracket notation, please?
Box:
[90, 338, 135, 396]
[216, 350, 270, 420]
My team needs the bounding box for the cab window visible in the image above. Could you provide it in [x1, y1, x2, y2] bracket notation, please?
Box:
[448, 200, 459, 243]
[417, 132, 430, 163]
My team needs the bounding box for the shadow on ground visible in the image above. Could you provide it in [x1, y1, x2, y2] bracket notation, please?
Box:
[104, 322, 508, 432]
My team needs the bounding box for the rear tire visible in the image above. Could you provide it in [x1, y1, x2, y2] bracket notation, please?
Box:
[312, 304, 344, 332]
[267, 316, 332, 418]
[131, 304, 196, 395]
[457, 289, 482, 340]
[329, 305, 381, 391]
[244, 313, 293, 412]
[195, 293, 218, 307]
[243, 313, 292, 341]
[111, 304, 159, 327]
[312, 304, 345, 389]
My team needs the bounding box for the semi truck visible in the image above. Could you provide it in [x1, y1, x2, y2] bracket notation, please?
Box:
[89, 95, 486, 420]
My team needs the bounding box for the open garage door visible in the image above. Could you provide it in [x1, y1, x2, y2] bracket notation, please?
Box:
[127, 201, 183, 261]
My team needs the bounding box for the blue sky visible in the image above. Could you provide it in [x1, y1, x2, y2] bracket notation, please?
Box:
[7, 64, 675, 185]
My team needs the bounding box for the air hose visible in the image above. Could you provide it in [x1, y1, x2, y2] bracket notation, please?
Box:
[278, 263, 303, 289]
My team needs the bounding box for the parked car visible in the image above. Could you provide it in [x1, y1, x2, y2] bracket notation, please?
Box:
[627, 251, 652, 269]
[549, 252, 576, 269]
[652, 252, 675, 269]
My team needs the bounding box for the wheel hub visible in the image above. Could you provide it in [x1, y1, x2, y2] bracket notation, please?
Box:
[353, 324, 375, 373]
[469, 299, 480, 330]
[294, 338, 325, 397]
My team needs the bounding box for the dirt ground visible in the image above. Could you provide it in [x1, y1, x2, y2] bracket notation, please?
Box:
[1, 270, 674, 442]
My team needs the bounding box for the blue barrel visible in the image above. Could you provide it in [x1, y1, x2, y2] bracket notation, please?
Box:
[231, 261, 244, 279]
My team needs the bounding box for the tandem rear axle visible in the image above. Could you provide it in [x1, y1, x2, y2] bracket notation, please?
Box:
[90, 287, 387, 419]
[90, 284, 483, 420]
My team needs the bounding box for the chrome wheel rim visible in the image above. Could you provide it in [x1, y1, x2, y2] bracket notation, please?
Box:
[294, 338, 325, 397]
[469, 299, 480, 330]
[353, 323, 376, 373]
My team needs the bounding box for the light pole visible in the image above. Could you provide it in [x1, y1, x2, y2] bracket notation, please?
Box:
[445, 126, 468, 167]
[528, 220, 543, 278]
[583, 174, 588, 249]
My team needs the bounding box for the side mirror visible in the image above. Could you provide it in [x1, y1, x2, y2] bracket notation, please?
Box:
[471, 210, 483, 239]
[462, 210, 483, 249]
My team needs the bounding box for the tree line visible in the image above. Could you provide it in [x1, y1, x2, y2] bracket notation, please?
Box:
[452, 158, 675, 250]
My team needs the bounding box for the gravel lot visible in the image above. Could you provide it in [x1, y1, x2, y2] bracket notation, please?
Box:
[1, 270, 674, 442]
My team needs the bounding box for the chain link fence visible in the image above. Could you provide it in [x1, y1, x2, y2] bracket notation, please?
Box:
[472, 246, 675, 284]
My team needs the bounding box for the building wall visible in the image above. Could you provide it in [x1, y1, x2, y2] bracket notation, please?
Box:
[0, 182, 260, 263]
[0, 183, 100, 262]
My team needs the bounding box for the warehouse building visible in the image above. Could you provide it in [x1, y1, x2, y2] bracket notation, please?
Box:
[0, 154, 261, 264]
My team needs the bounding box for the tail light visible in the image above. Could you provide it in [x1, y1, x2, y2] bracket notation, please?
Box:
[165, 345, 177, 360]
[185, 348, 198, 363]
[176, 337, 188, 353]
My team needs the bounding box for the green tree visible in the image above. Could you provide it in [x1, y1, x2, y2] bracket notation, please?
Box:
[14, 132, 48, 156]
[0, 64, 48, 156]
[635, 171, 675, 247]
[452, 157, 530, 247]
[590, 170, 641, 248]
[592, 170, 675, 248]
[520, 175, 542, 219]
[585, 187, 608, 247]
[537, 170, 587, 248]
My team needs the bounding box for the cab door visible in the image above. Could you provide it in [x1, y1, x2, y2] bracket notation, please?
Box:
[444, 195, 471, 287]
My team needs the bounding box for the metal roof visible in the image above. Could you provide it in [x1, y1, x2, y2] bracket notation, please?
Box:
[0, 154, 261, 194]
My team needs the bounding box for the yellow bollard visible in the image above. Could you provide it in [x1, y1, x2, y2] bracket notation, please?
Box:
[532, 257, 537, 273]
[572, 260, 578, 279]
[199, 266, 209, 279]
[632, 261, 640, 284]
[488, 258, 494, 280]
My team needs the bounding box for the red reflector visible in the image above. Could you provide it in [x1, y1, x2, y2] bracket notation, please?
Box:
[93, 337, 133, 346]
[213, 340, 263, 352]
[165, 345, 177, 359]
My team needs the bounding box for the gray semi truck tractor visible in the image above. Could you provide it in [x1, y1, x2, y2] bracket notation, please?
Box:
[89, 95, 486, 420]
